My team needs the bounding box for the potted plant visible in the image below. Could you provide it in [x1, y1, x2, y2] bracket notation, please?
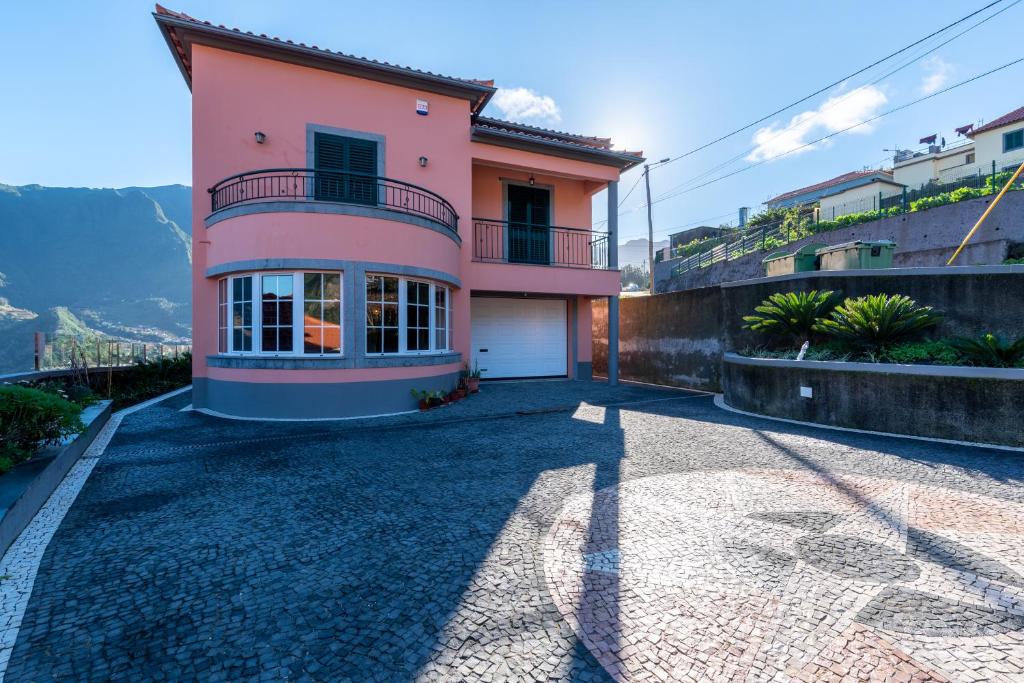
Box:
[427, 390, 445, 408]
[410, 389, 430, 411]
[466, 360, 482, 394]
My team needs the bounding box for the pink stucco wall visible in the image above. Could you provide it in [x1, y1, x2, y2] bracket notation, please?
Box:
[190, 44, 620, 388]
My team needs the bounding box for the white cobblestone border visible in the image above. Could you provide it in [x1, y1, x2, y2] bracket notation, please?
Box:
[0, 386, 191, 681]
[714, 393, 1024, 454]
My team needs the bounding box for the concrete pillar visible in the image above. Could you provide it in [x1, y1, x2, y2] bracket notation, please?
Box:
[607, 180, 619, 386]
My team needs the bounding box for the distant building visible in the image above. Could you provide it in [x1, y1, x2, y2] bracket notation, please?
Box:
[761, 104, 1024, 222]
[893, 104, 1024, 187]
[765, 170, 903, 219]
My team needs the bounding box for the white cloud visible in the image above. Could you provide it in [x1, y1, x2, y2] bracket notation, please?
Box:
[746, 85, 888, 162]
[491, 87, 561, 124]
[920, 56, 953, 95]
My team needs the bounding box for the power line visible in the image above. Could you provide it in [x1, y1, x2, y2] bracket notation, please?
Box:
[641, 56, 1024, 208]
[644, 0, 1021, 204]
[651, 0, 1007, 170]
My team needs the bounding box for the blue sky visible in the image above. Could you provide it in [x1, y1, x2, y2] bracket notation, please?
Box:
[1, 0, 1022, 245]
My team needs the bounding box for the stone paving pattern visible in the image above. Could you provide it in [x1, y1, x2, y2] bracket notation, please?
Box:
[2, 382, 1023, 681]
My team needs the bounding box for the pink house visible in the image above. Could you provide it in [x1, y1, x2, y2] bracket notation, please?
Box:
[154, 5, 641, 419]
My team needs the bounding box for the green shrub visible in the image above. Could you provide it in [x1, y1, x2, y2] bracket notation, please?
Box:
[817, 293, 941, 349]
[1003, 257, 1024, 265]
[947, 334, 1024, 368]
[882, 340, 961, 365]
[0, 385, 83, 475]
[743, 290, 839, 345]
[106, 354, 191, 410]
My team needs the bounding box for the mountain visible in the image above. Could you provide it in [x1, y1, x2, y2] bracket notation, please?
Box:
[0, 184, 192, 373]
[618, 238, 669, 268]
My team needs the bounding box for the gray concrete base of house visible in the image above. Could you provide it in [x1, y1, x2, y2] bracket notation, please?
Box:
[0, 401, 112, 557]
[722, 353, 1024, 448]
[193, 373, 461, 420]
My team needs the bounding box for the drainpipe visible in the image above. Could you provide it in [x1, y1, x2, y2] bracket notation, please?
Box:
[607, 180, 619, 386]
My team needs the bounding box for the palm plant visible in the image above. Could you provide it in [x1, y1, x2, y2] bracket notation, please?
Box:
[742, 290, 839, 345]
[947, 334, 1024, 368]
[817, 294, 941, 349]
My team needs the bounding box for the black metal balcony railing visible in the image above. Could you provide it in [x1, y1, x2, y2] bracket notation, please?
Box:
[208, 168, 459, 234]
[473, 218, 609, 269]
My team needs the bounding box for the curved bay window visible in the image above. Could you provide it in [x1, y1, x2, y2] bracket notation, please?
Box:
[217, 272, 342, 355]
[365, 274, 450, 355]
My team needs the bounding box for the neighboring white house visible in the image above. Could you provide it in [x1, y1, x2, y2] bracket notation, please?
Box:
[763, 104, 1024, 221]
[766, 170, 903, 220]
[969, 105, 1024, 175]
[893, 104, 1024, 187]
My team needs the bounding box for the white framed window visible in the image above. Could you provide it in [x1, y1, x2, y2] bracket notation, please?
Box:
[303, 273, 342, 354]
[217, 278, 228, 353]
[434, 286, 450, 351]
[220, 272, 342, 356]
[365, 274, 451, 355]
[231, 275, 254, 352]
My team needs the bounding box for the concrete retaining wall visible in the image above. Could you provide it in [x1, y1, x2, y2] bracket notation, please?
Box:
[0, 401, 111, 557]
[722, 354, 1024, 447]
[655, 192, 1024, 293]
[594, 266, 1024, 393]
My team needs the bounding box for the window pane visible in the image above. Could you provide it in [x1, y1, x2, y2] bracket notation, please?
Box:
[366, 304, 382, 326]
[324, 274, 341, 300]
[233, 277, 243, 301]
[407, 328, 417, 350]
[243, 303, 252, 326]
[322, 325, 341, 353]
[242, 328, 253, 351]
[262, 327, 277, 352]
[262, 301, 277, 326]
[233, 328, 243, 350]
[233, 303, 243, 327]
[383, 303, 398, 327]
[304, 328, 322, 354]
[304, 302, 322, 323]
[243, 277, 252, 300]
[280, 300, 293, 320]
[323, 302, 340, 325]
[383, 328, 399, 353]
[383, 277, 399, 302]
[220, 329, 228, 353]
[304, 273, 322, 300]
[366, 274, 381, 299]
[419, 329, 429, 350]
[367, 328, 381, 354]
[279, 326, 293, 351]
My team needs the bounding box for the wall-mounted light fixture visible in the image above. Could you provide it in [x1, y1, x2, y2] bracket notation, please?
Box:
[254, 131, 267, 144]
[418, 156, 429, 167]
[528, 175, 535, 186]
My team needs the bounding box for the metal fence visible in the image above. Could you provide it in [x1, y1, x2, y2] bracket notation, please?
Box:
[671, 159, 1024, 276]
[33, 334, 191, 372]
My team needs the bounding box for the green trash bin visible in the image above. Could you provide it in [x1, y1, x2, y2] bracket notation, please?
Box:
[816, 240, 896, 271]
[762, 243, 826, 277]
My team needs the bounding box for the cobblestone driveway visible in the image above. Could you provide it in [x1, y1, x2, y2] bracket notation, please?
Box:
[3, 382, 1023, 681]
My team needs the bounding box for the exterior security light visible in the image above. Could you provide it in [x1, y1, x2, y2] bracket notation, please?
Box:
[254, 131, 267, 144]
[528, 175, 535, 186]
[418, 156, 428, 167]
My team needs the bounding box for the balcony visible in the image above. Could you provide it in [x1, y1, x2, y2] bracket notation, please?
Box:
[207, 168, 459, 234]
[472, 219, 609, 269]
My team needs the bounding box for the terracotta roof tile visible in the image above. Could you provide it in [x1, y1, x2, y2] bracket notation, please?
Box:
[970, 105, 1024, 136]
[154, 4, 495, 95]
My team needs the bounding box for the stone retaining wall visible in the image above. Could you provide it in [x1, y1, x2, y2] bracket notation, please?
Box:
[654, 192, 1024, 293]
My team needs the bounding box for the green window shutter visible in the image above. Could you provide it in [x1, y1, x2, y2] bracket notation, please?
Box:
[313, 133, 379, 205]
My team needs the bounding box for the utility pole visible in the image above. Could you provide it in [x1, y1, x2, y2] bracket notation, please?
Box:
[643, 158, 670, 292]
[644, 164, 654, 292]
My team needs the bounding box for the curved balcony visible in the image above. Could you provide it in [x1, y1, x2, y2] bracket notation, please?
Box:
[207, 168, 459, 234]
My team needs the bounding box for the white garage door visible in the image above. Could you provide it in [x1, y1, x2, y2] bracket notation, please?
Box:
[471, 298, 567, 379]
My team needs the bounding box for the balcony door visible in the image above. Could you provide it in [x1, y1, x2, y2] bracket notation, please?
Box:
[507, 184, 550, 265]
[313, 132, 378, 205]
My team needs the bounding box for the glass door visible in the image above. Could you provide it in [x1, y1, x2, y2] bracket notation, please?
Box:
[507, 184, 550, 264]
